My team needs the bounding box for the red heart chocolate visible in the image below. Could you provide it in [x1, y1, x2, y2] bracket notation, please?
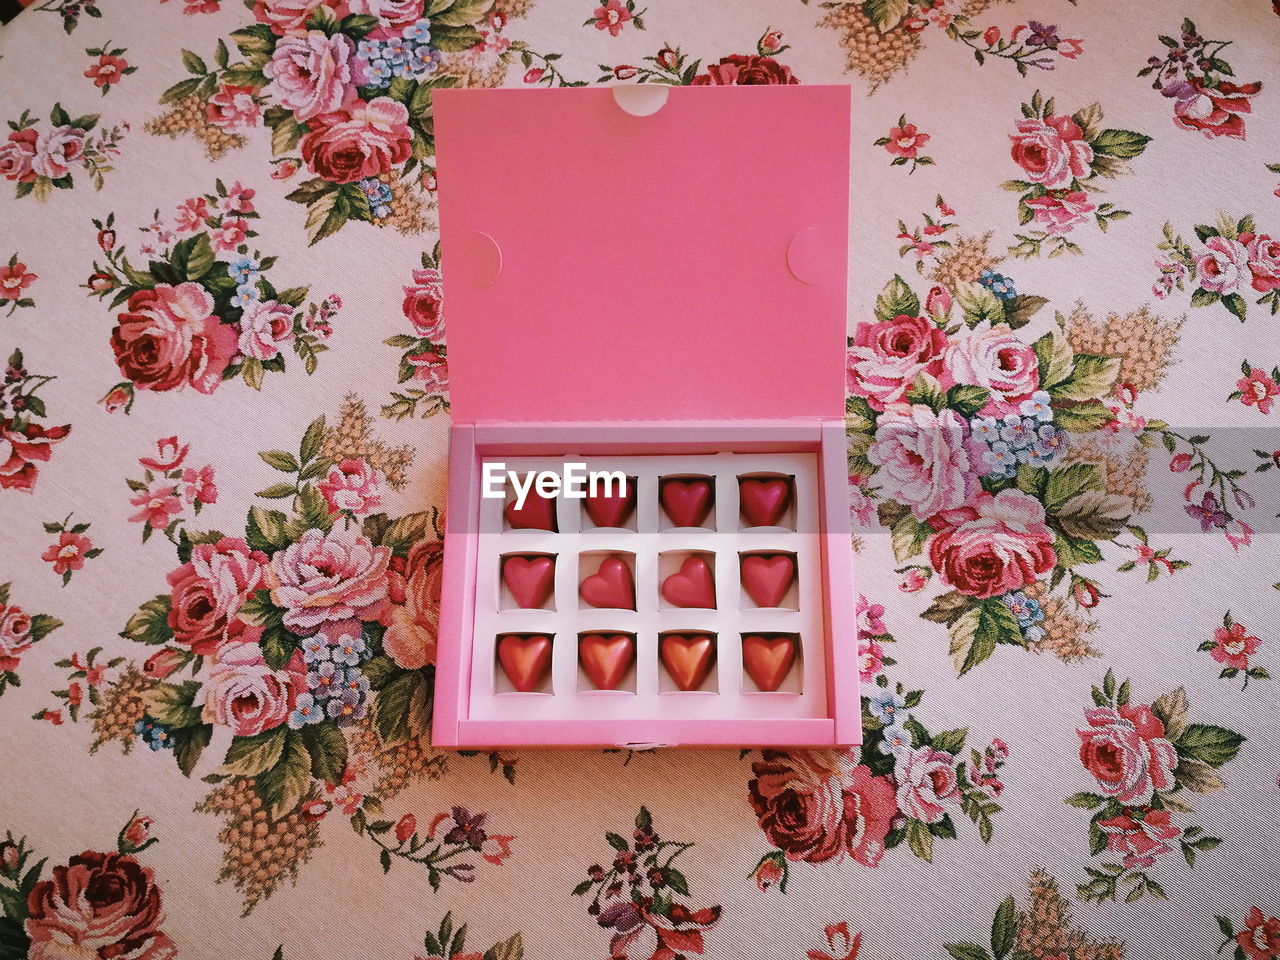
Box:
[742, 634, 797, 692]
[741, 554, 795, 608]
[660, 478, 713, 528]
[739, 478, 791, 527]
[502, 555, 555, 609]
[579, 633, 635, 690]
[579, 556, 636, 609]
[584, 478, 636, 528]
[660, 634, 716, 691]
[660, 556, 716, 608]
[497, 634, 552, 692]
[504, 490, 556, 531]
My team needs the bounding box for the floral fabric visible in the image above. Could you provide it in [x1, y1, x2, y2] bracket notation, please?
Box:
[2, 1, 1280, 959]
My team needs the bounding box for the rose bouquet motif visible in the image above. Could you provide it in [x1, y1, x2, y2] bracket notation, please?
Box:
[155, 0, 522, 243]
[1, 103, 126, 200]
[1069, 670, 1242, 904]
[848, 275, 1139, 674]
[1004, 90, 1150, 258]
[116, 417, 437, 814]
[84, 183, 339, 408]
[1156, 213, 1280, 320]
[97, 413, 510, 912]
[749, 610, 1008, 886]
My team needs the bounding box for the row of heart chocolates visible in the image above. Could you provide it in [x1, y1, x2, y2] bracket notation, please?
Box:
[505, 475, 796, 531]
[496, 632, 801, 694]
[502, 552, 798, 610]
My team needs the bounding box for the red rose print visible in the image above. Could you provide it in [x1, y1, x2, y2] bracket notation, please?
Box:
[1168, 78, 1261, 141]
[928, 490, 1057, 599]
[1077, 703, 1177, 805]
[749, 751, 895, 866]
[110, 284, 238, 394]
[1238, 907, 1280, 960]
[691, 54, 798, 85]
[301, 98, 413, 185]
[25, 851, 175, 960]
[0, 420, 70, 492]
[847, 313, 948, 410]
[165, 537, 269, 655]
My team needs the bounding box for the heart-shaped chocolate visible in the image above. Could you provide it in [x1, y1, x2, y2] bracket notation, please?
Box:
[584, 478, 636, 528]
[660, 555, 716, 608]
[739, 478, 791, 527]
[660, 478, 713, 528]
[497, 634, 553, 692]
[742, 634, 797, 692]
[579, 633, 635, 690]
[660, 634, 716, 691]
[741, 554, 796, 608]
[504, 490, 557, 531]
[579, 556, 636, 609]
[502, 555, 555, 609]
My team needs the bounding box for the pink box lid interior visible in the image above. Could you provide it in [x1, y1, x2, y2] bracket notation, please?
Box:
[433, 85, 850, 424]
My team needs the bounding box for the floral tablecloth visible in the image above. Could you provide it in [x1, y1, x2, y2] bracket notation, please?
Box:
[2, 0, 1280, 958]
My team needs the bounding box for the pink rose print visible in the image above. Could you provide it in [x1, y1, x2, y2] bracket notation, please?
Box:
[1010, 113, 1093, 189]
[1232, 363, 1280, 414]
[943, 323, 1040, 411]
[928, 490, 1056, 599]
[1097, 808, 1181, 870]
[1005, 92, 1150, 256]
[1, 254, 37, 316]
[1024, 190, 1096, 235]
[300, 98, 412, 185]
[867, 405, 984, 521]
[847, 312, 948, 410]
[749, 751, 896, 866]
[1195, 236, 1250, 294]
[206, 85, 261, 130]
[1077, 703, 1177, 806]
[1199, 612, 1270, 690]
[895, 745, 961, 823]
[0, 582, 62, 698]
[318, 459, 383, 517]
[588, 0, 644, 36]
[84, 42, 136, 95]
[402, 267, 445, 340]
[166, 538, 269, 655]
[265, 528, 392, 633]
[263, 33, 358, 123]
[111, 283, 238, 395]
[200, 632, 304, 736]
[875, 114, 934, 174]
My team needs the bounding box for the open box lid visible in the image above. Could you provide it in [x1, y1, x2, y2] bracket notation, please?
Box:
[433, 85, 850, 424]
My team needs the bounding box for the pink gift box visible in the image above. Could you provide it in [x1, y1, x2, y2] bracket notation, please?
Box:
[432, 85, 858, 748]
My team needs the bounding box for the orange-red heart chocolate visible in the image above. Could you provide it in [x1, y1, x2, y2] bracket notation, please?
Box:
[660, 634, 716, 691]
[741, 554, 795, 608]
[504, 490, 556, 531]
[739, 478, 791, 527]
[502, 555, 555, 608]
[584, 479, 636, 528]
[660, 478, 713, 528]
[660, 556, 716, 608]
[742, 634, 797, 692]
[579, 633, 635, 690]
[497, 634, 552, 692]
[580, 556, 636, 609]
